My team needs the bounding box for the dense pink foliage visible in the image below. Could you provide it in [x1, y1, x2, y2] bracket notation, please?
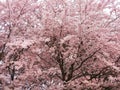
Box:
[0, 0, 120, 90]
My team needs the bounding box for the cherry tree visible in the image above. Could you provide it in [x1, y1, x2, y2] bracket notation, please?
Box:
[0, 0, 120, 90]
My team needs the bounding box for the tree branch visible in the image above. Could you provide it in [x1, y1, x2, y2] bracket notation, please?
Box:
[74, 48, 101, 71]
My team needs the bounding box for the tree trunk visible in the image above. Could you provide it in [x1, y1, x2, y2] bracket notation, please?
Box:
[63, 81, 69, 90]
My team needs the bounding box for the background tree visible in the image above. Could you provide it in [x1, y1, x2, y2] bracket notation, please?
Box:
[0, 0, 120, 90]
